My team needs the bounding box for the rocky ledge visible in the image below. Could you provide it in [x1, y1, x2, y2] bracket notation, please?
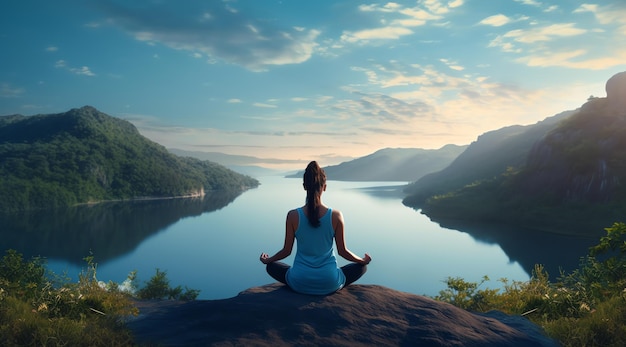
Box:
[127, 283, 558, 346]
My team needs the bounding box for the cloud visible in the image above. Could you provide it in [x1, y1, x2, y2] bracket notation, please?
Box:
[359, 3, 402, 13]
[574, 3, 626, 26]
[341, 61, 596, 147]
[440, 58, 464, 71]
[448, 0, 465, 9]
[46, 46, 58, 52]
[516, 50, 626, 70]
[488, 22, 587, 54]
[479, 14, 511, 27]
[125, 53, 601, 164]
[573, 4, 598, 15]
[341, 0, 463, 44]
[485, 5, 626, 70]
[424, 0, 465, 14]
[54, 60, 96, 76]
[345, 92, 434, 123]
[70, 66, 96, 76]
[94, 0, 319, 71]
[341, 27, 414, 43]
[514, 0, 542, 7]
[544, 5, 558, 13]
[505, 23, 586, 44]
[0, 83, 25, 98]
[323, 82, 439, 139]
[85, 21, 102, 28]
[514, 0, 560, 13]
[573, 3, 626, 49]
[253, 102, 277, 108]
[398, 7, 442, 22]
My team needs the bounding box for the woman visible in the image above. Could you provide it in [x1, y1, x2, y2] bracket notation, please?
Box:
[260, 161, 371, 295]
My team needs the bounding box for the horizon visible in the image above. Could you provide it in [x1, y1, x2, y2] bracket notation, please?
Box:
[1, 1, 625, 168]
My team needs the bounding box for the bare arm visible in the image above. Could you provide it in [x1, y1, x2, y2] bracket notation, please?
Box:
[333, 209, 371, 265]
[260, 209, 297, 264]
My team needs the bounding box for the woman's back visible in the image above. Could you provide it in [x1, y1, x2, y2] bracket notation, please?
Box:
[293, 208, 334, 260]
[260, 160, 369, 295]
[286, 207, 346, 294]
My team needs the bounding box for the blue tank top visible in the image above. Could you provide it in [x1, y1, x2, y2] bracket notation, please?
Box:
[286, 208, 346, 295]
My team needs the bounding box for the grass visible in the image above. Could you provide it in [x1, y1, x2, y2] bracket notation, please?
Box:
[433, 222, 626, 347]
[0, 250, 198, 346]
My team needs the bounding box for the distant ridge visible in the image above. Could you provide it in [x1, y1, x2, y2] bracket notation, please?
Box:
[0, 106, 259, 212]
[287, 145, 467, 182]
[403, 111, 574, 205]
[168, 148, 287, 176]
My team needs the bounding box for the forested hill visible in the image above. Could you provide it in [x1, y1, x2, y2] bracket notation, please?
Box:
[0, 106, 259, 212]
[404, 71, 626, 235]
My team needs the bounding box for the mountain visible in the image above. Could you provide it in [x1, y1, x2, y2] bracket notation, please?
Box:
[167, 149, 283, 177]
[405, 71, 626, 235]
[0, 106, 259, 212]
[403, 111, 574, 204]
[287, 145, 467, 181]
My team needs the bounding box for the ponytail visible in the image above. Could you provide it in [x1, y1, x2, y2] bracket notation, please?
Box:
[303, 161, 326, 227]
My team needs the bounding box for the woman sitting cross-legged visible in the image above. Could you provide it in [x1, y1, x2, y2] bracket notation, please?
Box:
[260, 161, 371, 295]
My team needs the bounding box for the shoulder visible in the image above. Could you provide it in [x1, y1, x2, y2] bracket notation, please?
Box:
[331, 209, 344, 224]
[287, 209, 300, 224]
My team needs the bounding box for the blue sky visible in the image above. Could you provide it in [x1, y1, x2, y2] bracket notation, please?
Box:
[1, 0, 625, 169]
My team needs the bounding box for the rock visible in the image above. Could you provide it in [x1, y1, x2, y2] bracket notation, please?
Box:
[606, 71, 626, 115]
[127, 284, 558, 346]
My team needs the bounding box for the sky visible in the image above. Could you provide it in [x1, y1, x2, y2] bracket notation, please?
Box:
[1, 0, 625, 169]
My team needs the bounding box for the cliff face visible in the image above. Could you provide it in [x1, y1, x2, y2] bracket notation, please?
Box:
[520, 72, 626, 203]
[606, 71, 626, 115]
[127, 284, 557, 347]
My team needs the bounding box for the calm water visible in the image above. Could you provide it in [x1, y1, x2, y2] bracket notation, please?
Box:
[0, 176, 597, 300]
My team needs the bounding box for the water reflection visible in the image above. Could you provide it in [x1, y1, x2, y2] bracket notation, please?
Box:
[0, 177, 601, 299]
[432, 218, 598, 278]
[351, 184, 407, 199]
[355, 182, 597, 278]
[0, 189, 248, 265]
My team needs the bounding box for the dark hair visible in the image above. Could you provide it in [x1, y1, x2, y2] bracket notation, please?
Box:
[303, 161, 326, 227]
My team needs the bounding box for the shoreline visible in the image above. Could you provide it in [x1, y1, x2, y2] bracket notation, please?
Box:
[77, 188, 207, 207]
[74, 185, 258, 208]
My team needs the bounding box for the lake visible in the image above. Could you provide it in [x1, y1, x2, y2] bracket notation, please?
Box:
[0, 176, 598, 300]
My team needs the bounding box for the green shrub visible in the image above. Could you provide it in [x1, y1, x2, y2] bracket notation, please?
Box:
[544, 294, 626, 347]
[433, 222, 626, 346]
[136, 268, 200, 301]
[0, 251, 136, 346]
